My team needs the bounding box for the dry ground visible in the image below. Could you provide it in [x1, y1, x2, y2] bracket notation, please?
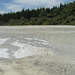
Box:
[0, 26, 75, 75]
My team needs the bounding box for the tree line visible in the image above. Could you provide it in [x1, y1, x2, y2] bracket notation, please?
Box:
[0, 1, 75, 25]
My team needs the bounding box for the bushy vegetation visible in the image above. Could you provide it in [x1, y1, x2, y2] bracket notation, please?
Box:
[0, 1, 75, 25]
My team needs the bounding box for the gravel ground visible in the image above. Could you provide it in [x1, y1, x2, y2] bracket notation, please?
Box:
[0, 25, 75, 75]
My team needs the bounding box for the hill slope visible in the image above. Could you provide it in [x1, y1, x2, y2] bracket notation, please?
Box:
[0, 1, 75, 25]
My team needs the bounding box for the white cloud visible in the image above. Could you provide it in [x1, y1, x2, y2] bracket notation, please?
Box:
[4, 3, 23, 12]
[0, 11, 6, 14]
[13, 0, 63, 7]
[3, 0, 64, 12]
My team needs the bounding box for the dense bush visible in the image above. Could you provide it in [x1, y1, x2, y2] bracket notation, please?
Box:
[0, 1, 75, 25]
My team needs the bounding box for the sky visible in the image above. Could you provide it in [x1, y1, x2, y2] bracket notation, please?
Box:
[0, 0, 74, 14]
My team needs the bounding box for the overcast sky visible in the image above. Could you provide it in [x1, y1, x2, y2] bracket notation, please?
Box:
[0, 0, 74, 13]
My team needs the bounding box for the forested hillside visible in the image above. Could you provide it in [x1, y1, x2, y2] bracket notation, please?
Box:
[0, 1, 75, 25]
